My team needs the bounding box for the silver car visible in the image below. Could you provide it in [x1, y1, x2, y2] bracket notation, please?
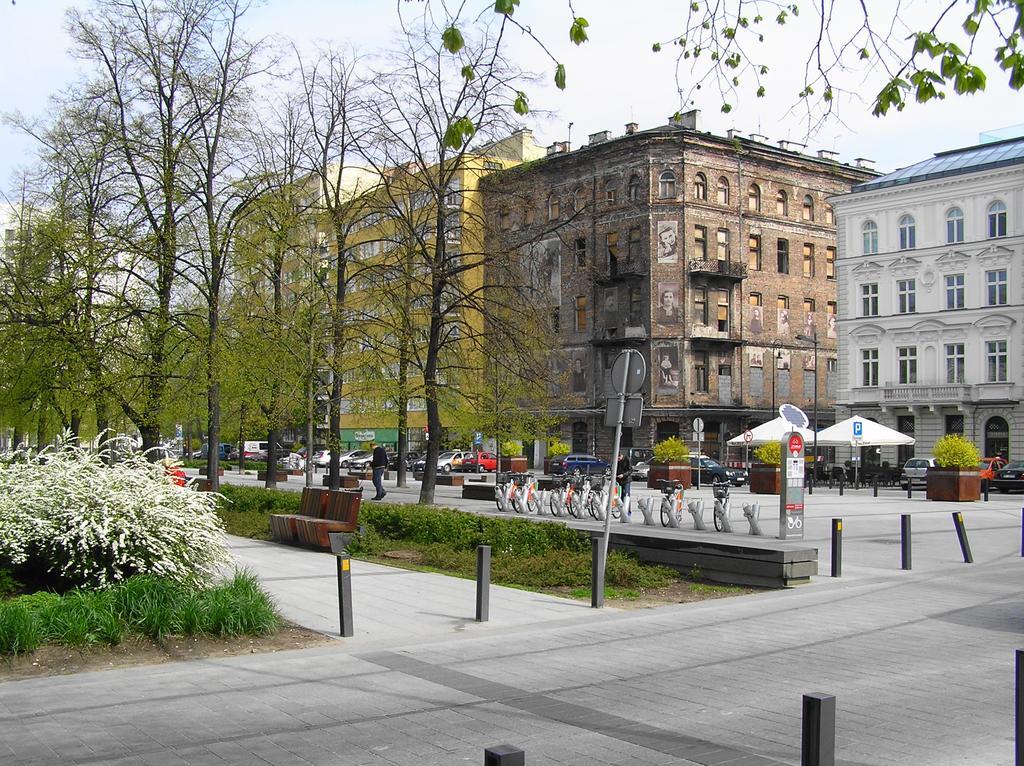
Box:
[900, 457, 936, 489]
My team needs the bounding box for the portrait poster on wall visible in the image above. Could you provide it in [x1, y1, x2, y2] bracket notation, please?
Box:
[524, 238, 561, 307]
[803, 351, 816, 370]
[777, 348, 792, 371]
[570, 349, 587, 393]
[826, 312, 838, 339]
[749, 305, 764, 335]
[656, 282, 680, 324]
[777, 307, 791, 337]
[655, 345, 681, 394]
[748, 346, 764, 368]
[803, 311, 816, 339]
[656, 220, 679, 264]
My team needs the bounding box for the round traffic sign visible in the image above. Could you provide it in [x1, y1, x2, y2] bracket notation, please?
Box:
[610, 350, 647, 395]
[692, 417, 705, 434]
[743, 429, 753, 443]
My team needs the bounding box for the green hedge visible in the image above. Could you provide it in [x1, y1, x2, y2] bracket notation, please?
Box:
[0, 571, 280, 655]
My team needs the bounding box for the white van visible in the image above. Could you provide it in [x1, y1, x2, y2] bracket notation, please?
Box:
[243, 441, 285, 458]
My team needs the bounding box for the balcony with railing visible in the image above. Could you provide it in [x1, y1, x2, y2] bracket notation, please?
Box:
[847, 382, 1019, 406]
[688, 259, 747, 280]
[591, 323, 647, 345]
[689, 323, 742, 345]
[596, 256, 648, 284]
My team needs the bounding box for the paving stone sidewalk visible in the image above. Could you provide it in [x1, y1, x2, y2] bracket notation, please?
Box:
[2, 516, 1023, 765]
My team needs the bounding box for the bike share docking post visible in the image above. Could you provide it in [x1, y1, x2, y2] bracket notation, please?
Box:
[638, 497, 657, 526]
[687, 499, 707, 530]
[712, 484, 733, 533]
[618, 491, 632, 524]
[743, 502, 763, 536]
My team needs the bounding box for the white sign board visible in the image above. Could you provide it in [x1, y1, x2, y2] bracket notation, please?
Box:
[787, 457, 804, 487]
[692, 417, 705, 434]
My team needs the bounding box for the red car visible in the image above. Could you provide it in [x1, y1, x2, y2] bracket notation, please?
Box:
[461, 451, 497, 473]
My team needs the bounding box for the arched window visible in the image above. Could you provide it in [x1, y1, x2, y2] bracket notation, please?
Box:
[776, 189, 788, 216]
[747, 183, 761, 212]
[989, 200, 1007, 238]
[656, 420, 680, 442]
[824, 205, 834, 225]
[717, 176, 730, 205]
[898, 214, 916, 250]
[547, 194, 560, 221]
[571, 187, 584, 212]
[693, 172, 707, 200]
[986, 416, 1010, 458]
[627, 174, 642, 202]
[802, 194, 814, 221]
[658, 170, 677, 199]
[946, 207, 964, 243]
[604, 179, 618, 204]
[862, 220, 878, 255]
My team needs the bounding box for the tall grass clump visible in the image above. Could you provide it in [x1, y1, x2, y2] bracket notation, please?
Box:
[0, 436, 230, 589]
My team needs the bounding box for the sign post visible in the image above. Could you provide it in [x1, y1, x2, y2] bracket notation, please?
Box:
[597, 349, 646, 608]
[780, 431, 805, 540]
[692, 417, 705, 489]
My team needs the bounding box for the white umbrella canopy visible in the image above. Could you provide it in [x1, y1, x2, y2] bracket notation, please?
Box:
[727, 416, 817, 446]
[814, 415, 915, 446]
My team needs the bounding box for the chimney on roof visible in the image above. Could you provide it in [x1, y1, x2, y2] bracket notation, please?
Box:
[625, 122, 638, 135]
[816, 149, 839, 160]
[749, 133, 768, 143]
[588, 130, 611, 145]
[668, 109, 700, 130]
[778, 140, 806, 152]
[546, 142, 570, 156]
[854, 157, 875, 169]
[727, 129, 742, 140]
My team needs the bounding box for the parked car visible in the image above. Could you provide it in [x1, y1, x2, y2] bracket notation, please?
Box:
[900, 457, 937, 489]
[980, 456, 1008, 482]
[993, 461, 1024, 493]
[403, 451, 421, 470]
[549, 453, 610, 475]
[461, 451, 497, 473]
[312, 450, 331, 468]
[631, 459, 650, 481]
[337, 449, 370, 468]
[349, 451, 396, 471]
[689, 455, 747, 486]
[412, 450, 468, 474]
[192, 442, 232, 460]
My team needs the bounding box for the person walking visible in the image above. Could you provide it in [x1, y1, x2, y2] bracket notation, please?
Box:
[615, 452, 632, 500]
[370, 442, 388, 500]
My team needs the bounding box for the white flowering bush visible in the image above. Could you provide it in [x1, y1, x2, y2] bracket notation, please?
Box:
[0, 438, 230, 588]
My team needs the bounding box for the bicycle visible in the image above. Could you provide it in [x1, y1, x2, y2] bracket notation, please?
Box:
[519, 473, 542, 514]
[549, 476, 584, 518]
[585, 473, 622, 521]
[659, 479, 685, 527]
[494, 472, 518, 513]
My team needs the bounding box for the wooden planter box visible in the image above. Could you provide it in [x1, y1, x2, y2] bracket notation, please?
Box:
[322, 475, 361, 489]
[499, 456, 528, 472]
[749, 465, 781, 494]
[257, 470, 289, 482]
[926, 467, 981, 502]
[647, 462, 691, 489]
[198, 467, 224, 476]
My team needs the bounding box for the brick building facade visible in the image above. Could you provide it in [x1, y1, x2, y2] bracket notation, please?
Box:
[483, 114, 875, 462]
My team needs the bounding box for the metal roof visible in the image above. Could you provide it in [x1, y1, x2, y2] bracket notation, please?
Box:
[853, 135, 1024, 192]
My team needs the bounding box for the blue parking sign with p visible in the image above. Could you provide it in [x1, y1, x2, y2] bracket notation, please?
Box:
[473, 432, 483, 446]
[853, 421, 863, 438]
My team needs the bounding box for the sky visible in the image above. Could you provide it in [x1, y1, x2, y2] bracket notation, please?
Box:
[1, 0, 1023, 197]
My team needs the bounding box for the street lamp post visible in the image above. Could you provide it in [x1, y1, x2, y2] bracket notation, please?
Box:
[796, 332, 819, 485]
[770, 341, 782, 414]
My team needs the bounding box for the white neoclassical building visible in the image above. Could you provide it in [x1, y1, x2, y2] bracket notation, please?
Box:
[832, 136, 1024, 466]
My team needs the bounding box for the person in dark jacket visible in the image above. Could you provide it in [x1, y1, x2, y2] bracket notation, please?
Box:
[370, 442, 388, 500]
[615, 453, 632, 499]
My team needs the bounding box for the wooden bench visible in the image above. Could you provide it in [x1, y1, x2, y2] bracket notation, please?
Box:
[270, 487, 362, 551]
[257, 470, 289, 482]
[435, 474, 464, 486]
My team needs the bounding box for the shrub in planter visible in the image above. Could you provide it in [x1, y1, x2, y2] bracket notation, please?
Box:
[0, 438, 230, 589]
[544, 439, 571, 472]
[750, 442, 782, 494]
[928, 435, 981, 501]
[648, 437, 692, 489]
[499, 440, 527, 471]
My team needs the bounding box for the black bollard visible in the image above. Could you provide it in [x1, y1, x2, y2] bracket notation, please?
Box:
[476, 545, 491, 622]
[873, 478, 878, 498]
[983, 479, 990, 502]
[591, 537, 604, 608]
[831, 519, 842, 578]
[801, 692, 836, 766]
[901, 514, 912, 570]
[907, 482, 912, 499]
[838, 477, 844, 497]
[953, 512, 974, 563]
[484, 745, 525, 766]
[335, 553, 353, 638]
